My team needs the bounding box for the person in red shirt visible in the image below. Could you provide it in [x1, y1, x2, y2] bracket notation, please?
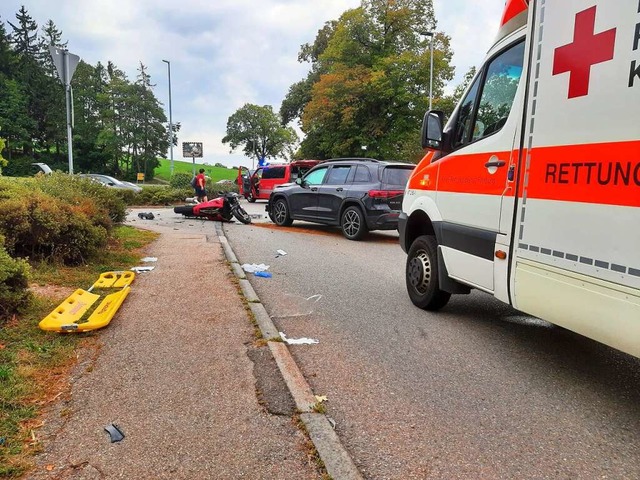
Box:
[195, 168, 208, 202]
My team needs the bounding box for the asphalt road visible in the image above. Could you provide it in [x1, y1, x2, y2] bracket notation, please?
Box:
[225, 200, 640, 480]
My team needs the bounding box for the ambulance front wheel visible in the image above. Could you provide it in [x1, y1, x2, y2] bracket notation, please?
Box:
[406, 235, 451, 311]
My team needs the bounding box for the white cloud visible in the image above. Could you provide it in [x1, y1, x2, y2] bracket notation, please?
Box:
[1, 0, 505, 166]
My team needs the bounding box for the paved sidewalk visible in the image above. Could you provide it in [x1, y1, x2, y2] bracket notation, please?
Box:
[27, 213, 321, 479]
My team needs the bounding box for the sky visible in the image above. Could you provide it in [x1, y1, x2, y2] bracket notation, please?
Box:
[0, 0, 505, 169]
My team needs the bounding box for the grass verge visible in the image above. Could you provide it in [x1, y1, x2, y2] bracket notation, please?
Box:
[0, 225, 159, 478]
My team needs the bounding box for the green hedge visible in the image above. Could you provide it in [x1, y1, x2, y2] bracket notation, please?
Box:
[0, 174, 119, 264]
[170, 172, 193, 189]
[0, 238, 31, 322]
[134, 185, 191, 205]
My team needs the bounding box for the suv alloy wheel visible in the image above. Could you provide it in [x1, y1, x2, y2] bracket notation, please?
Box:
[341, 206, 368, 240]
[273, 198, 293, 226]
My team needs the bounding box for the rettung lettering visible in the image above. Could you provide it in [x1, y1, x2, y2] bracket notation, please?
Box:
[545, 161, 640, 186]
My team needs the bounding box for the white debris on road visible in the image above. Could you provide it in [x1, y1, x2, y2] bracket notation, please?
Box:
[279, 332, 319, 345]
[241, 263, 270, 273]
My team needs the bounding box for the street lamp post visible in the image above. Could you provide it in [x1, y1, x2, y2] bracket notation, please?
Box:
[424, 31, 435, 111]
[162, 59, 174, 176]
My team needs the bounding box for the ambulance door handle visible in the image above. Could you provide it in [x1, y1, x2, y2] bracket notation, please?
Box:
[484, 160, 506, 168]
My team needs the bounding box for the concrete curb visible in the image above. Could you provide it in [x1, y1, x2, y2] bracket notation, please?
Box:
[217, 222, 364, 480]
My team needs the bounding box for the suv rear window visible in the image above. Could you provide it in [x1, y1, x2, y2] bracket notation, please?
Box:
[353, 165, 371, 183]
[381, 166, 413, 187]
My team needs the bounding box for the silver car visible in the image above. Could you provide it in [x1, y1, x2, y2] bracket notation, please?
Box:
[79, 174, 142, 193]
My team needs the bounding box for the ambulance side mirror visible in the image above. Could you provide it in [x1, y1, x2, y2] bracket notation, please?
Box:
[421, 110, 444, 150]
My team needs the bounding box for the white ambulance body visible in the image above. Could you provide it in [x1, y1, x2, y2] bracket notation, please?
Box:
[399, 0, 640, 358]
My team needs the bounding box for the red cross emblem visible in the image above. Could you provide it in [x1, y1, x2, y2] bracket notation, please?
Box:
[552, 6, 616, 99]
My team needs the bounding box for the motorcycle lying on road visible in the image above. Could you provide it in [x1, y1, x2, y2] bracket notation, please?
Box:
[174, 191, 251, 224]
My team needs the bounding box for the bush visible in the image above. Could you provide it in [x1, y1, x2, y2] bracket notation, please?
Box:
[0, 241, 31, 321]
[208, 183, 239, 195]
[0, 175, 114, 264]
[135, 185, 191, 205]
[36, 172, 127, 224]
[170, 172, 193, 189]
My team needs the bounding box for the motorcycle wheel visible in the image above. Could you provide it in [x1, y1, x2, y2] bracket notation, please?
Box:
[232, 205, 252, 224]
[174, 205, 194, 216]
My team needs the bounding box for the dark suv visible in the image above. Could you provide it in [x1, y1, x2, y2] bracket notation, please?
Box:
[265, 158, 415, 240]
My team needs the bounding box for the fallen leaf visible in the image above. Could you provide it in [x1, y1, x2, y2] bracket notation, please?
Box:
[46, 465, 54, 471]
[315, 395, 328, 403]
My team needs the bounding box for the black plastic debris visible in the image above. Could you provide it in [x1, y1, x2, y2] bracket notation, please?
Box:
[104, 423, 125, 443]
[138, 212, 155, 220]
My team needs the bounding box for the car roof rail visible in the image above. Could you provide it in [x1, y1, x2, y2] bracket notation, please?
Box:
[322, 157, 380, 163]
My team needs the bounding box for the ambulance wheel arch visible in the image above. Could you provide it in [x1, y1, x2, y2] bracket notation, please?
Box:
[402, 192, 443, 249]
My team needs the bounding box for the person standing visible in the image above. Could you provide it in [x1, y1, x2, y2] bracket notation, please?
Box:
[195, 168, 208, 202]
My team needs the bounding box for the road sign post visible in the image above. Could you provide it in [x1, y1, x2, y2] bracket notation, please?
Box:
[50, 46, 80, 174]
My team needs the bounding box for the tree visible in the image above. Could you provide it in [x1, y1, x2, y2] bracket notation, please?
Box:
[0, 136, 7, 173]
[222, 104, 298, 168]
[0, 76, 32, 161]
[0, 18, 15, 76]
[37, 19, 67, 157]
[127, 62, 168, 179]
[8, 6, 38, 58]
[282, 0, 455, 162]
[72, 60, 110, 173]
[0, 18, 32, 162]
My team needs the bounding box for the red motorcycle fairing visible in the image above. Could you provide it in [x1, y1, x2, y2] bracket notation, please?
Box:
[192, 197, 233, 221]
[173, 192, 251, 224]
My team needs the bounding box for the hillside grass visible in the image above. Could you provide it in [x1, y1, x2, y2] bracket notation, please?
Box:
[154, 158, 238, 183]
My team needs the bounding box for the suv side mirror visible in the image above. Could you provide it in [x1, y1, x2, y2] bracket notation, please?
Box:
[421, 110, 444, 150]
[295, 177, 304, 186]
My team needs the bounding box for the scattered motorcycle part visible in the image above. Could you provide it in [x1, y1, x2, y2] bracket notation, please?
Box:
[104, 423, 125, 443]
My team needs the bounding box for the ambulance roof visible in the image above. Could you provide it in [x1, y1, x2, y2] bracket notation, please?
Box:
[495, 0, 529, 44]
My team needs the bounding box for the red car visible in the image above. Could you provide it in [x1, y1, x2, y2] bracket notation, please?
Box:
[237, 160, 321, 202]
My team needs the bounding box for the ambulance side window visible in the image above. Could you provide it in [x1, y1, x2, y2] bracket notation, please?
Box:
[472, 41, 525, 142]
[452, 76, 481, 149]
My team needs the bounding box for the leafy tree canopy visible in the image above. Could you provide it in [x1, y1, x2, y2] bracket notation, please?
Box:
[282, 0, 455, 162]
[222, 104, 298, 167]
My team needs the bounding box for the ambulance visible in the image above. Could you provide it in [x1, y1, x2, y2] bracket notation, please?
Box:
[399, 0, 640, 358]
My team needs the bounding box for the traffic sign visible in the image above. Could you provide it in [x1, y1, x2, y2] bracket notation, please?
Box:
[49, 46, 80, 86]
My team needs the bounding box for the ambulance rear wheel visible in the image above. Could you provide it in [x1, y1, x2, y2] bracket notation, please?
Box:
[406, 235, 451, 310]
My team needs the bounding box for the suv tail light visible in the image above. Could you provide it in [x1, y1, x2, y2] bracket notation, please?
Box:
[368, 190, 404, 198]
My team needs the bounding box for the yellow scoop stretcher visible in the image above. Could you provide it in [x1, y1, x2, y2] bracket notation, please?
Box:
[39, 271, 135, 333]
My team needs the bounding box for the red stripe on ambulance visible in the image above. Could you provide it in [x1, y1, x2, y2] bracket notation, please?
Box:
[525, 141, 640, 208]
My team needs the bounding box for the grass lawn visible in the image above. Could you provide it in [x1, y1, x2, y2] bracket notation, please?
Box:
[154, 158, 238, 183]
[0, 226, 159, 478]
